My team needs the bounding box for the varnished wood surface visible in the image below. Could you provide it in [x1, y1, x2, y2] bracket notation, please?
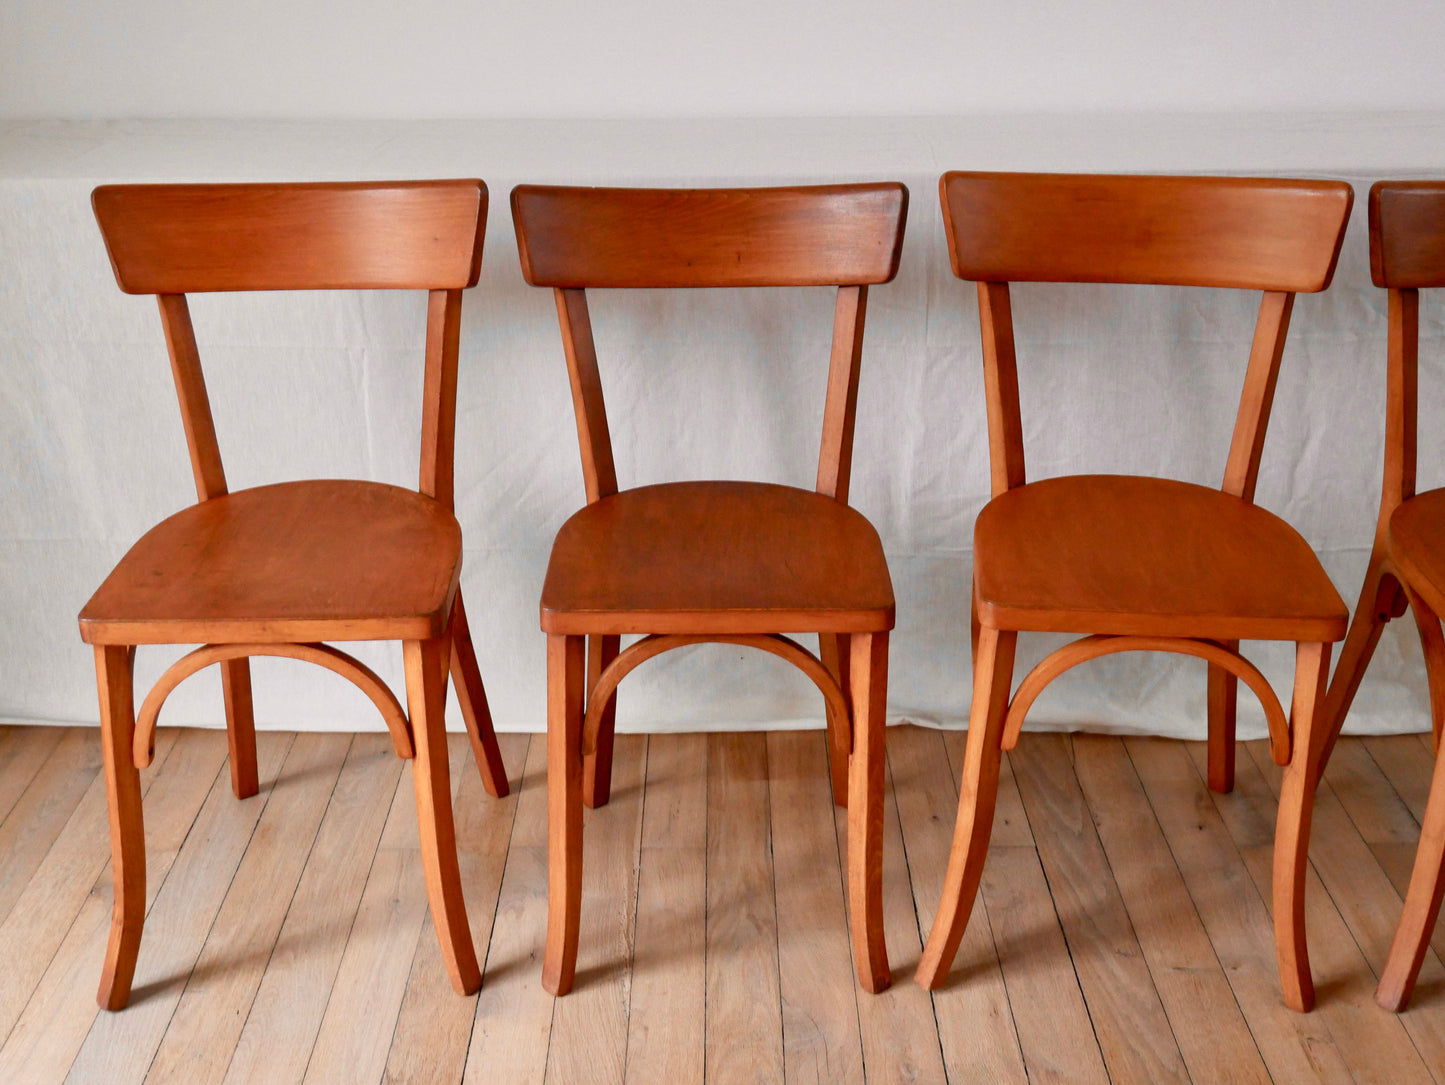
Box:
[940, 172, 1352, 291]
[79, 480, 462, 646]
[3, 722, 1443, 1083]
[540, 481, 895, 635]
[512, 183, 907, 288]
[1371, 181, 1445, 288]
[93, 181, 487, 294]
[973, 474, 1348, 641]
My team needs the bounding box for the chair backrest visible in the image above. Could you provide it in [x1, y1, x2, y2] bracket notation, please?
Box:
[938, 171, 1353, 501]
[1366, 181, 1445, 517]
[511, 183, 909, 504]
[942, 172, 1351, 292]
[92, 180, 488, 509]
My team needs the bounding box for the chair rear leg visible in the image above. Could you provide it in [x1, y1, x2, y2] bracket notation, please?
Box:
[221, 657, 258, 799]
[1273, 641, 1332, 1012]
[448, 591, 510, 798]
[544, 634, 586, 995]
[582, 633, 620, 809]
[819, 632, 853, 807]
[1378, 591, 1445, 1010]
[916, 626, 1017, 990]
[1319, 547, 1400, 774]
[96, 644, 145, 1011]
[404, 635, 480, 996]
[848, 631, 889, 992]
[1208, 651, 1238, 793]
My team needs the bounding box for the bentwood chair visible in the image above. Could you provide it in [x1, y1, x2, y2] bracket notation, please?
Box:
[83, 181, 509, 1009]
[1317, 181, 1445, 1011]
[915, 172, 1353, 1012]
[511, 183, 908, 994]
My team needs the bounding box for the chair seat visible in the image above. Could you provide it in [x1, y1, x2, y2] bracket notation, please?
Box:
[540, 481, 895, 635]
[79, 480, 462, 645]
[974, 475, 1347, 642]
[1390, 488, 1445, 617]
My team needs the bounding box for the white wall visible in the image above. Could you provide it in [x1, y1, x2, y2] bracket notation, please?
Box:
[3, 0, 1444, 119]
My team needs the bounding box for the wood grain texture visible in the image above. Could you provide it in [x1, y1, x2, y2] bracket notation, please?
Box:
[513, 183, 907, 288]
[79, 480, 462, 646]
[540, 481, 894, 636]
[7, 724, 1445, 1081]
[1371, 180, 1445, 288]
[93, 180, 487, 294]
[941, 171, 1351, 290]
[973, 475, 1346, 641]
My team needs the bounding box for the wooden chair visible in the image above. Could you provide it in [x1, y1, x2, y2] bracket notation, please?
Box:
[1317, 181, 1445, 1011]
[915, 172, 1353, 1012]
[83, 180, 510, 1009]
[511, 182, 908, 995]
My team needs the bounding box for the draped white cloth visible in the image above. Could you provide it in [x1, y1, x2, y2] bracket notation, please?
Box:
[4, 115, 1445, 738]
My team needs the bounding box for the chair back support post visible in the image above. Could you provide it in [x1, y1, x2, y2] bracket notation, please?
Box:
[156, 293, 228, 501]
[93, 180, 488, 510]
[978, 281, 1026, 498]
[1221, 290, 1295, 502]
[816, 285, 868, 502]
[1384, 287, 1420, 514]
[554, 287, 619, 503]
[419, 288, 463, 511]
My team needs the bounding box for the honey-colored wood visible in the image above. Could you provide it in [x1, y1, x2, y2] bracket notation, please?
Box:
[513, 182, 908, 995]
[1002, 633, 1291, 765]
[133, 640, 414, 768]
[94, 645, 143, 1012]
[923, 171, 1353, 1010]
[542, 633, 586, 996]
[9, 723, 1445, 1080]
[83, 179, 506, 1009]
[513, 183, 907, 289]
[1319, 181, 1445, 1012]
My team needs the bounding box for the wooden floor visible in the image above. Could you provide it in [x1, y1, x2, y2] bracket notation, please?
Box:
[1, 723, 1444, 1084]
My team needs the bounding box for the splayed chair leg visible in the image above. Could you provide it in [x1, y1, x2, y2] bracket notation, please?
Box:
[1273, 641, 1331, 1012]
[449, 591, 511, 798]
[96, 644, 145, 1011]
[543, 634, 586, 995]
[1207, 648, 1238, 793]
[820, 632, 853, 807]
[582, 633, 620, 809]
[405, 634, 480, 995]
[221, 657, 258, 799]
[916, 626, 1017, 989]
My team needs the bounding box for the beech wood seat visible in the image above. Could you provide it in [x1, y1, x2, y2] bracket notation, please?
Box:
[513, 182, 908, 998]
[1319, 181, 1445, 1012]
[541, 481, 894, 635]
[915, 171, 1353, 1014]
[975, 475, 1346, 641]
[80, 480, 461, 645]
[83, 180, 509, 1012]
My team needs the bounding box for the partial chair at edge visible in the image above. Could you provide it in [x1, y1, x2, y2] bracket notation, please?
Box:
[914, 172, 1353, 1012]
[511, 182, 908, 995]
[1317, 180, 1445, 1012]
[82, 180, 509, 1009]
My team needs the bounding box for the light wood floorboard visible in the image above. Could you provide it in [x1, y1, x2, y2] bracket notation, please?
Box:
[2, 724, 1444, 1082]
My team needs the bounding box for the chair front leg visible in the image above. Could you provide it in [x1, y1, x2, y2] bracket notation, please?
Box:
[848, 631, 889, 992]
[404, 635, 481, 995]
[916, 626, 1017, 990]
[544, 633, 586, 995]
[96, 644, 145, 1011]
[1273, 640, 1332, 1012]
[1319, 544, 1402, 774]
[448, 591, 511, 798]
[221, 657, 258, 799]
[819, 632, 853, 807]
[1378, 588, 1445, 1011]
[1207, 648, 1238, 793]
[582, 633, 620, 809]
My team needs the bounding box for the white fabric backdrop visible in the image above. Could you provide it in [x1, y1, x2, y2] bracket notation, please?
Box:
[4, 115, 1445, 739]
